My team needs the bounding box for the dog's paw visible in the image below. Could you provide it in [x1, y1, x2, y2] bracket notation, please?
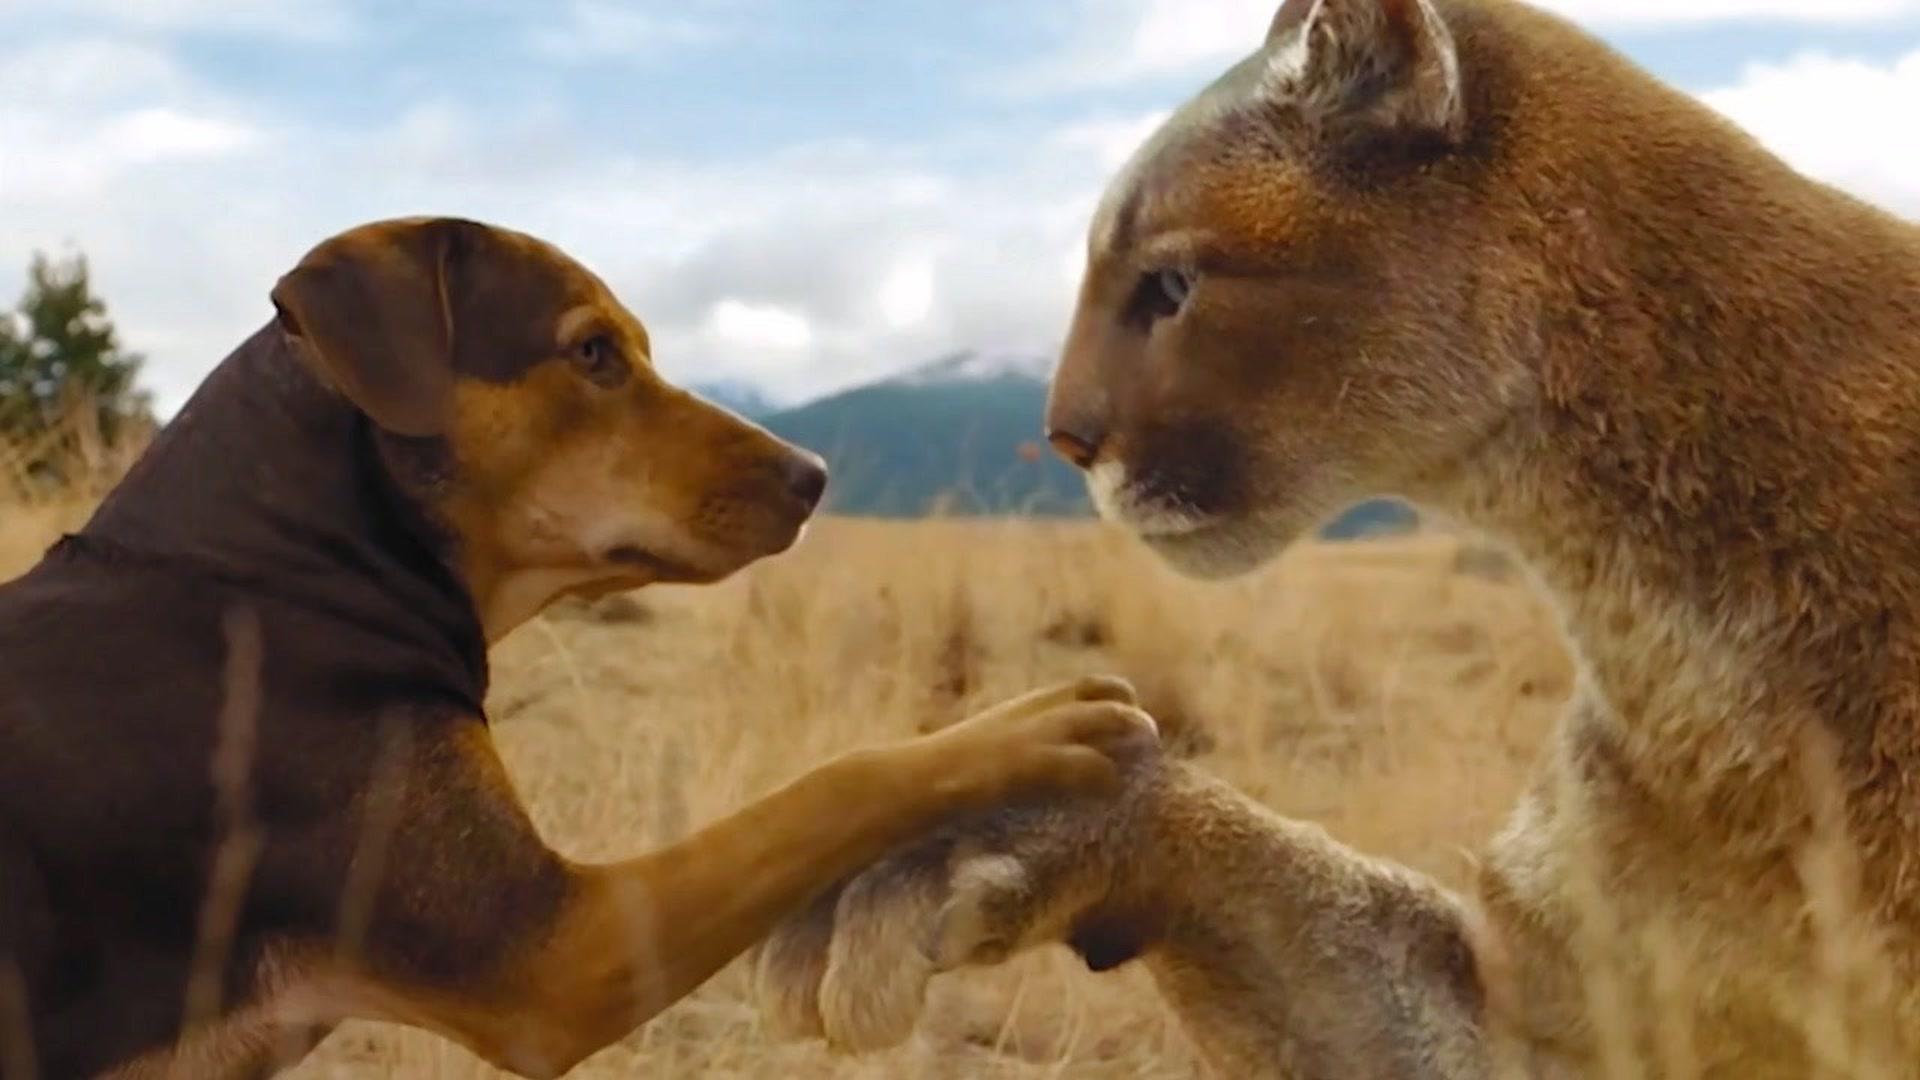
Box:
[920, 676, 1159, 811]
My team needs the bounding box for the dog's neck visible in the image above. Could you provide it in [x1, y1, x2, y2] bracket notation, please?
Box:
[77, 323, 489, 697]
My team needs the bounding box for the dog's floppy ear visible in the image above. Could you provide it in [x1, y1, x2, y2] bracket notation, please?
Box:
[271, 219, 475, 437]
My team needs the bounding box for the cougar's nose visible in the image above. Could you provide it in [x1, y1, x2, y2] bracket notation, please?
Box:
[1045, 423, 1105, 471]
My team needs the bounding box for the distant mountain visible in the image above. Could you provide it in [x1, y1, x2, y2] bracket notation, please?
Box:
[1319, 498, 1420, 540]
[759, 351, 1087, 518]
[689, 379, 779, 420]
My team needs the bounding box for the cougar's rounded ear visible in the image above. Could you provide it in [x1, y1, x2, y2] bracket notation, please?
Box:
[1267, 0, 1318, 43]
[1263, 0, 1465, 144]
[271, 219, 473, 437]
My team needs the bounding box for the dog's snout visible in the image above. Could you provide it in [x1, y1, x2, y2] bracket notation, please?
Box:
[781, 450, 829, 510]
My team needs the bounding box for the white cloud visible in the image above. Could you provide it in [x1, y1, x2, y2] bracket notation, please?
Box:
[1024, 0, 1920, 89]
[107, 108, 255, 161]
[999, 0, 1265, 90]
[0, 38, 261, 200]
[529, 1, 727, 63]
[1115, 0, 1270, 77]
[1052, 110, 1175, 169]
[0, 25, 1153, 411]
[1541, 0, 1920, 23]
[0, 38, 189, 103]
[706, 299, 815, 352]
[3, 12, 1916, 421]
[1704, 49, 1920, 215]
[876, 257, 937, 330]
[0, 105, 256, 200]
[0, 0, 359, 41]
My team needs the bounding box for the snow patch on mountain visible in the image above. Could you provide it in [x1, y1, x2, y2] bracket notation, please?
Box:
[889, 350, 1054, 386]
[689, 379, 781, 418]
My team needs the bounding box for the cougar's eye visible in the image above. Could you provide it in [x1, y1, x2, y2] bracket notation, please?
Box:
[1131, 267, 1195, 327]
[1156, 268, 1194, 308]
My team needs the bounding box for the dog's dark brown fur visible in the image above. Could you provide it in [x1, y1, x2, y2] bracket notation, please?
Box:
[0, 217, 1157, 1079]
[755, 1, 1920, 1075]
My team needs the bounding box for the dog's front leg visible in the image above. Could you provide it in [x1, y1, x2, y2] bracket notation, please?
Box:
[755, 757, 1497, 1079]
[334, 676, 1155, 1078]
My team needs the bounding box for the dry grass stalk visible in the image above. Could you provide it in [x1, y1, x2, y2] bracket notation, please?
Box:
[181, 605, 266, 1039]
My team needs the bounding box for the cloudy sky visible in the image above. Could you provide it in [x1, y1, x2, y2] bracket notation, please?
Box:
[2, 1, 1918, 414]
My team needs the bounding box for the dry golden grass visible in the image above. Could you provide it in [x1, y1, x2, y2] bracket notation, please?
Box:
[0, 409, 146, 575]
[2, 438, 1573, 1076]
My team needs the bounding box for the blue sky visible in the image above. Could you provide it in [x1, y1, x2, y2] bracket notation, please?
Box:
[3, 0, 1918, 413]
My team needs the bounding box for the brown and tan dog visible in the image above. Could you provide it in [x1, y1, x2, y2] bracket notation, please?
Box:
[0, 216, 1157, 1079]
[754, 0, 1920, 1076]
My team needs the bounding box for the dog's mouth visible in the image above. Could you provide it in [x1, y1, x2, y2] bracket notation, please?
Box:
[601, 520, 803, 584]
[603, 544, 712, 583]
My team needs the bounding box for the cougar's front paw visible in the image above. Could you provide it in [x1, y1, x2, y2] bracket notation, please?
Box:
[753, 723, 1166, 1055]
[752, 883, 840, 1041]
[754, 803, 1128, 1052]
[752, 838, 966, 1051]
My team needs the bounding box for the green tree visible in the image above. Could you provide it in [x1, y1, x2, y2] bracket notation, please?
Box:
[0, 251, 153, 450]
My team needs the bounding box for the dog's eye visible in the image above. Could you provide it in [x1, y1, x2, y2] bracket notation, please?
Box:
[576, 334, 613, 368]
[573, 334, 625, 387]
[1130, 267, 1194, 328]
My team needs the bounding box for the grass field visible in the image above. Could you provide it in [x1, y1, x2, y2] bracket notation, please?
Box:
[2, 441, 1572, 1077]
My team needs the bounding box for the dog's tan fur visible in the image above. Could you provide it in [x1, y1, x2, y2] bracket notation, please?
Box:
[753, 0, 1920, 1074]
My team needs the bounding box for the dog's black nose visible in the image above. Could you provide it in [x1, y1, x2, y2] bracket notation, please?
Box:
[783, 451, 829, 510]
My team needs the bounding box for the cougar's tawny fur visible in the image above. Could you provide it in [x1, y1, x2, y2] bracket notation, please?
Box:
[754, 0, 1920, 1075]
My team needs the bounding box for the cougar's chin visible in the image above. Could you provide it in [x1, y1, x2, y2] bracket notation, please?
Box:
[1086, 461, 1305, 580]
[1139, 515, 1292, 580]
